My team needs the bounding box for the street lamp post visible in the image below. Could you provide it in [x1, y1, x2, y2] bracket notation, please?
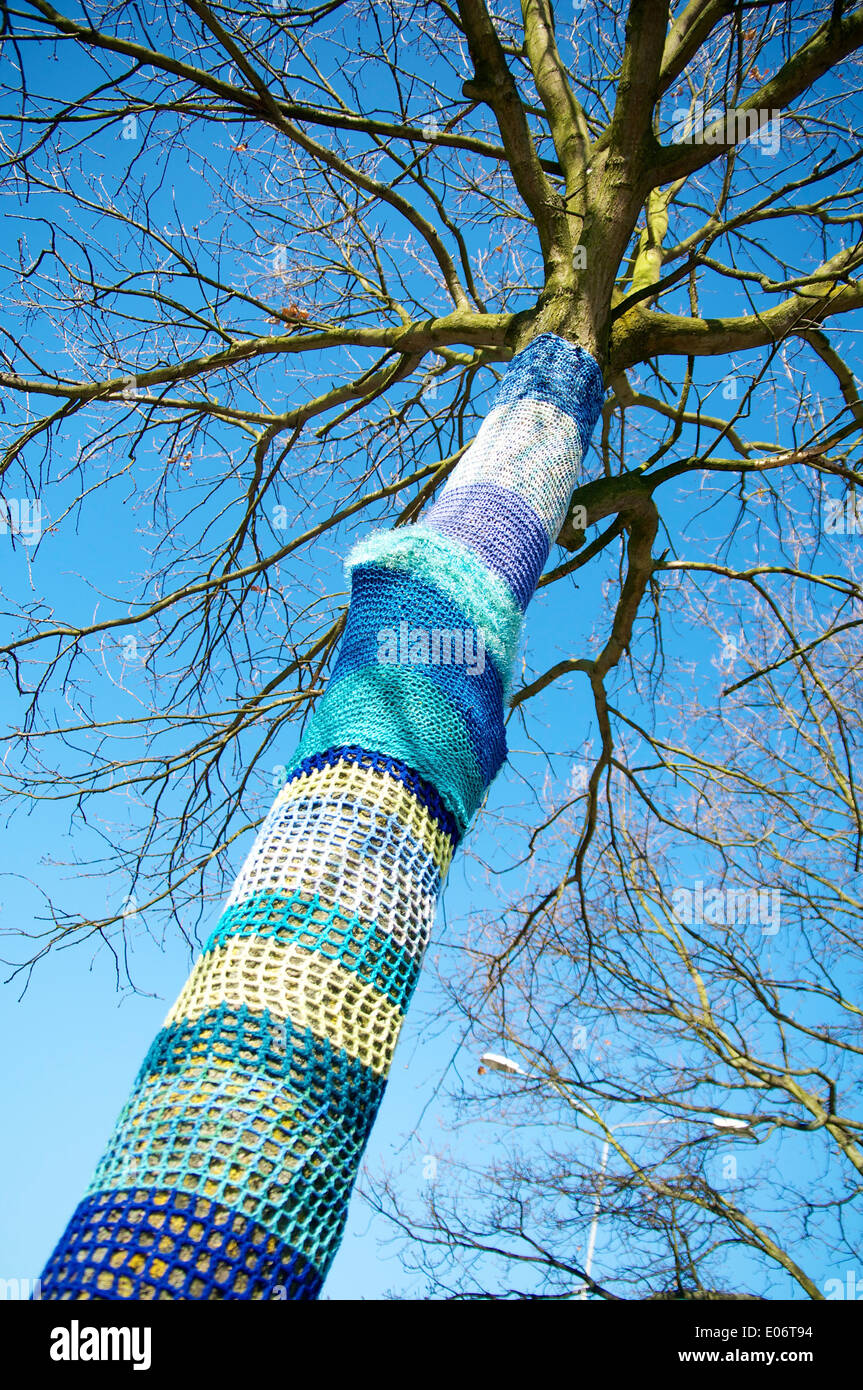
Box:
[477, 1053, 672, 1300]
[477, 1052, 757, 1298]
[578, 1118, 674, 1299]
[581, 1138, 609, 1296]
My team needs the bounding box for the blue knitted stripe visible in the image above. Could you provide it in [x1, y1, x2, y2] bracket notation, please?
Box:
[288, 668, 487, 832]
[491, 333, 605, 459]
[424, 482, 551, 610]
[327, 564, 505, 785]
[286, 745, 460, 846]
[345, 524, 524, 689]
[39, 1187, 324, 1300]
[198, 898, 423, 1007]
[137, 1004, 387, 1112]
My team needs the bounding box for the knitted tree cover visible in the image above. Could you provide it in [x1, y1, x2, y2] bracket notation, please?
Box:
[39, 333, 604, 1300]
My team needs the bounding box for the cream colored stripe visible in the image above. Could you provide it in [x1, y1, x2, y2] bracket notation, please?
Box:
[440, 396, 583, 539]
[223, 797, 440, 957]
[166, 936, 404, 1076]
[271, 759, 454, 876]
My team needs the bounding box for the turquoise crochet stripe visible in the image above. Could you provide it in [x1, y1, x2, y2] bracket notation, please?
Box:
[345, 525, 524, 694]
[203, 891, 423, 1009]
[288, 664, 484, 832]
[86, 1064, 366, 1265]
[138, 1005, 386, 1110]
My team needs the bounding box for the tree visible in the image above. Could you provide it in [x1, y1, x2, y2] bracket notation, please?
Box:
[1, 0, 861, 1299]
[365, 593, 863, 1297]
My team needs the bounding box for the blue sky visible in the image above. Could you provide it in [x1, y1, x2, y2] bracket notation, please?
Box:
[1, 4, 861, 1300]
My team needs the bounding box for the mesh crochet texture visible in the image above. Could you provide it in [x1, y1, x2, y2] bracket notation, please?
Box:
[39, 334, 603, 1300]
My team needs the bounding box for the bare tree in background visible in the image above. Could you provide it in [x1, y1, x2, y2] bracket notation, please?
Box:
[366, 566, 863, 1298]
[1, 0, 862, 1297]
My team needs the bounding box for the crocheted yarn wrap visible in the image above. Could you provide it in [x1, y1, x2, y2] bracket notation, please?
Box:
[39, 334, 603, 1300]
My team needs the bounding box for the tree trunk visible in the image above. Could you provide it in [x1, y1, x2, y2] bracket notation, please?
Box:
[39, 333, 604, 1300]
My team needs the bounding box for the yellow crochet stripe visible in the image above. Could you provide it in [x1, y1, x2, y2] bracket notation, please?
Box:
[165, 936, 404, 1076]
[272, 758, 455, 878]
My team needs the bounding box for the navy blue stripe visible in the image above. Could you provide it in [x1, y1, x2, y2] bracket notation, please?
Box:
[39, 1187, 323, 1300]
[493, 333, 605, 460]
